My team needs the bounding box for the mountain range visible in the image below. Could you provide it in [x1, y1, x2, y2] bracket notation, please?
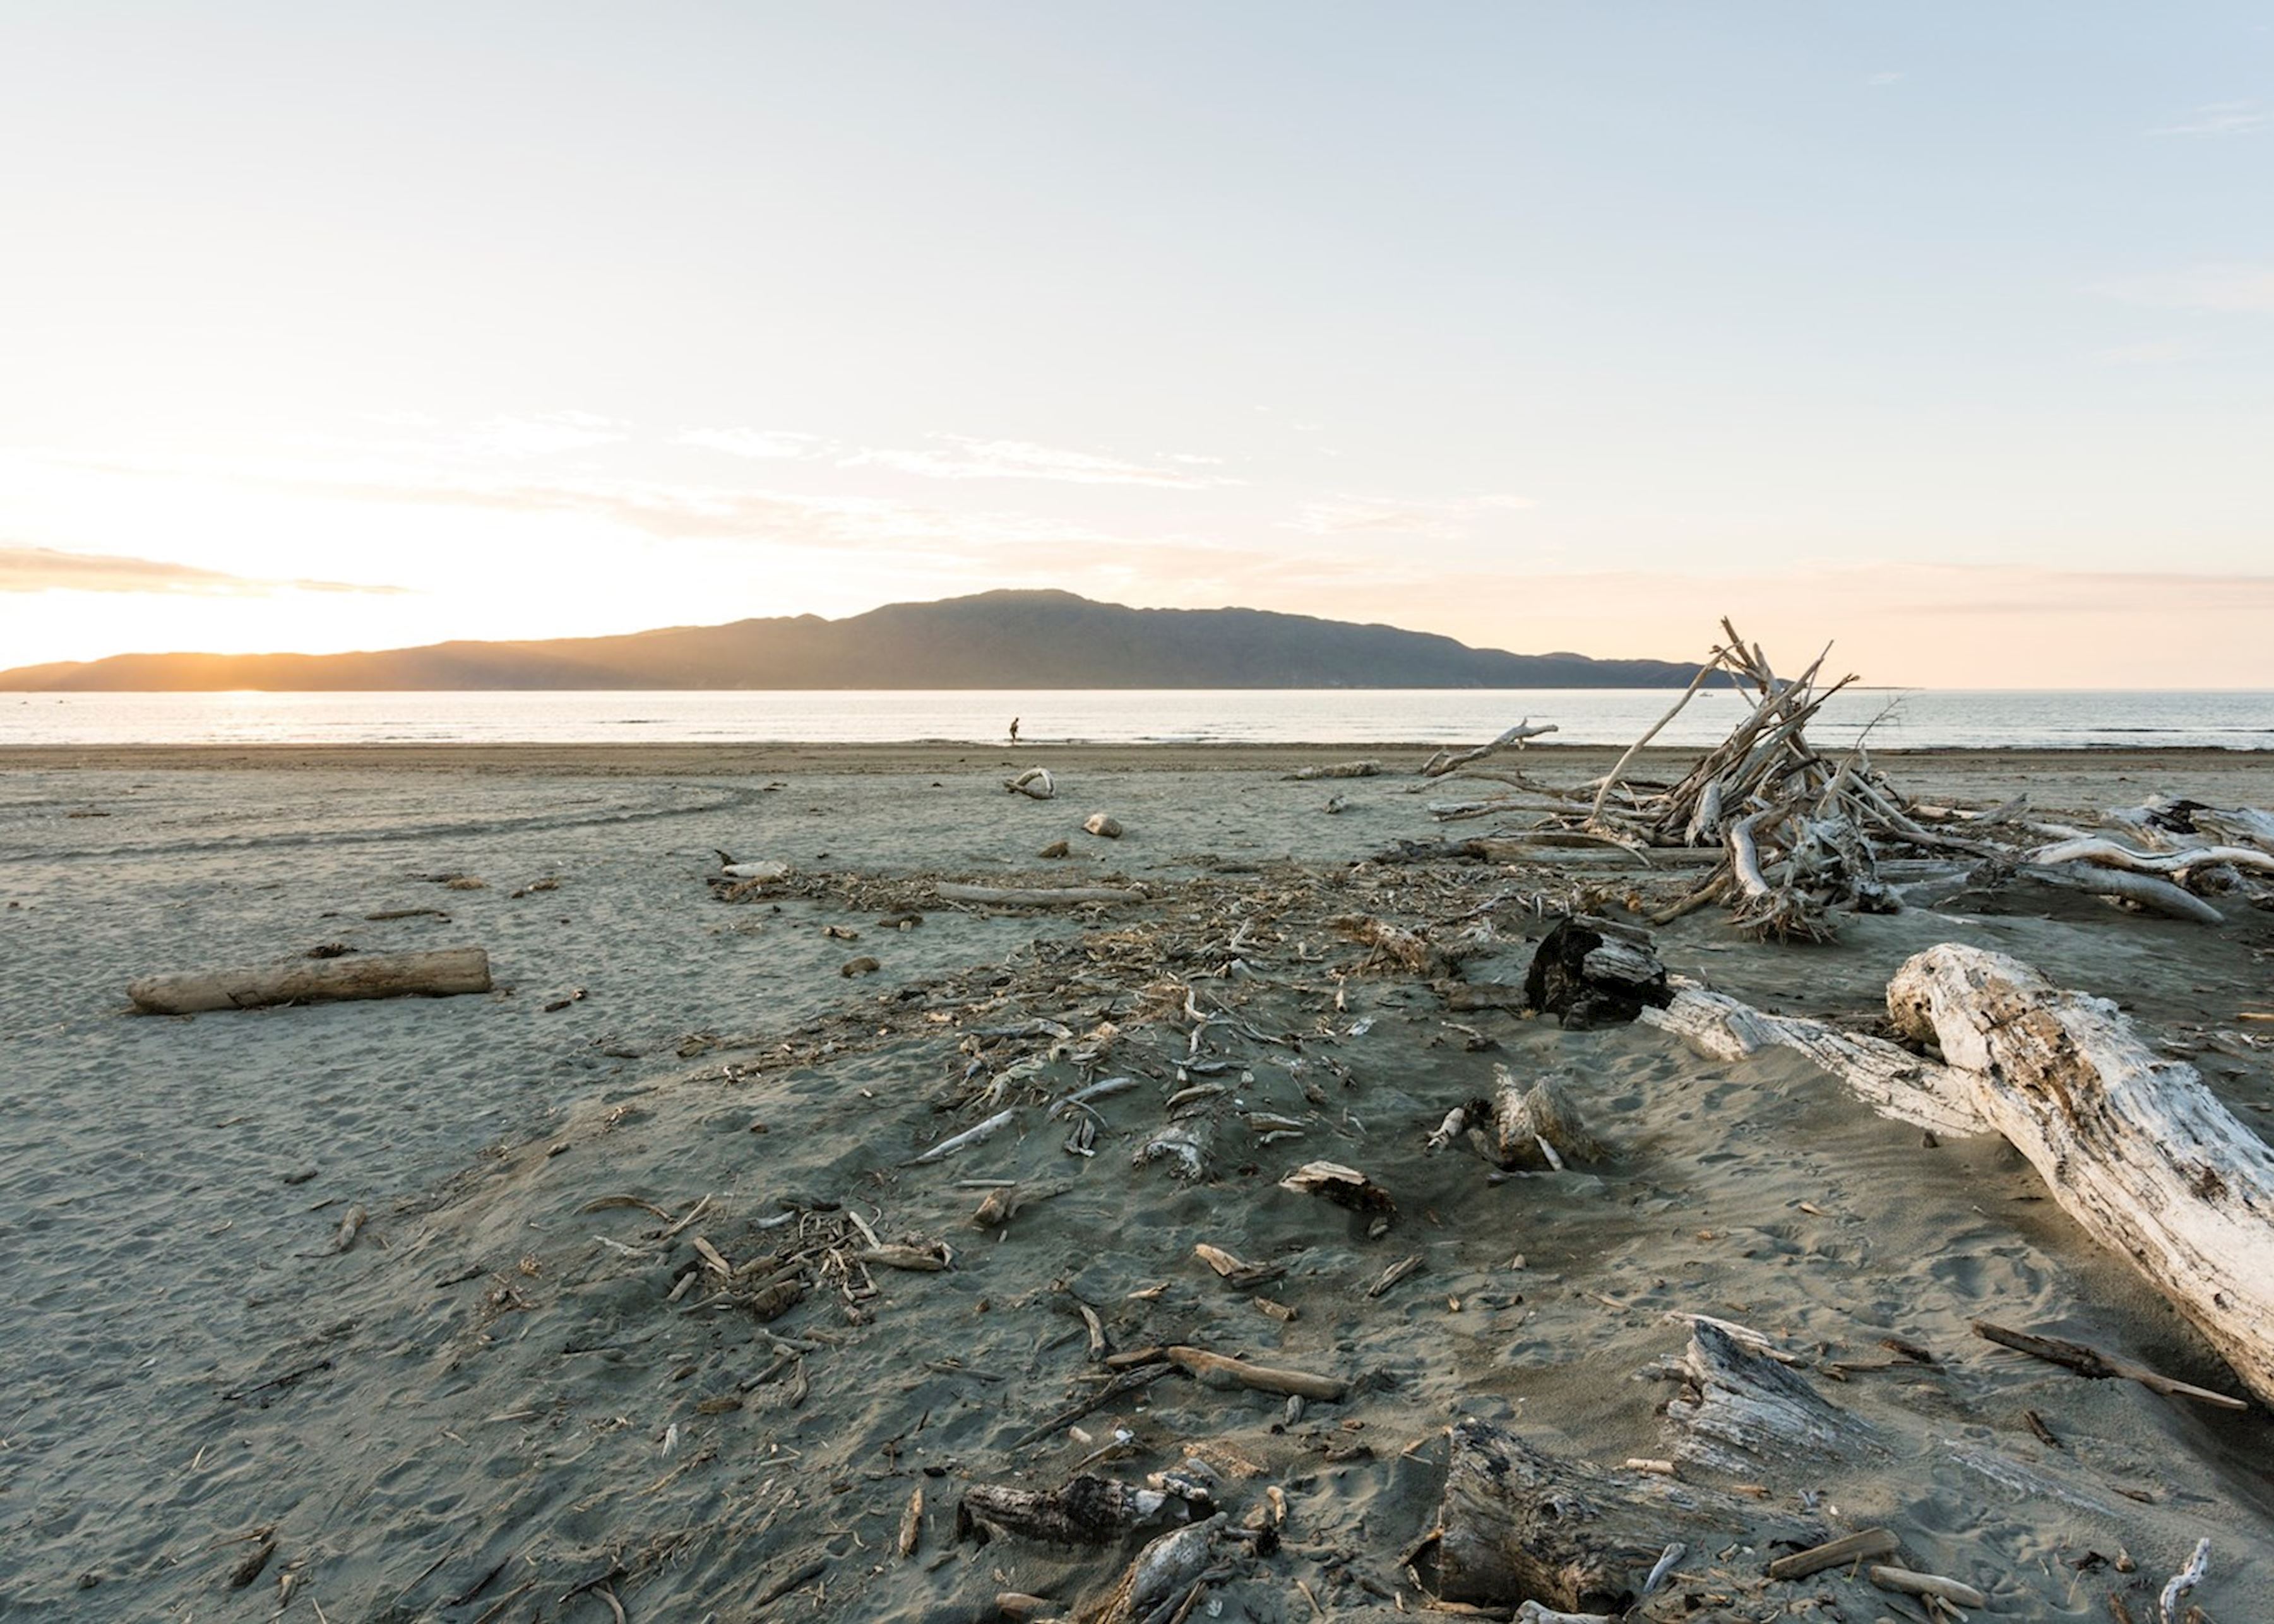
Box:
[0, 590, 1715, 690]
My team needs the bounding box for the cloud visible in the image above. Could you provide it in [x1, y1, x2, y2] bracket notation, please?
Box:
[842, 434, 1233, 488]
[1866, 71, 1904, 86]
[1284, 492, 1535, 540]
[2150, 101, 2266, 137]
[0, 543, 407, 597]
[461, 412, 628, 457]
[2097, 263, 2274, 312]
[677, 428, 836, 459]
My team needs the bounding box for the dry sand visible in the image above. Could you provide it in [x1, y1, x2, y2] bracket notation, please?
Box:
[3, 742, 2271, 1620]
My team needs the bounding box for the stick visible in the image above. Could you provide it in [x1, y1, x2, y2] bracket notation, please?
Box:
[1165, 1346, 1345, 1401]
[1766, 1527, 1898, 1581]
[1868, 1567, 1988, 1609]
[1972, 1322, 2246, 1411]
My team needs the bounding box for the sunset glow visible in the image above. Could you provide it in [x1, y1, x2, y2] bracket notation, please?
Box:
[4, 6, 2271, 686]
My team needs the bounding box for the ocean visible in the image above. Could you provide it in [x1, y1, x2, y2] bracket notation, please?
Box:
[5, 688, 2273, 750]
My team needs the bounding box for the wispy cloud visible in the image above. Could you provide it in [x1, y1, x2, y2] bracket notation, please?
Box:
[462, 412, 628, 457]
[0, 543, 407, 597]
[676, 427, 836, 460]
[2150, 100, 2266, 137]
[2095, 263, 2274, 312]
[1285, 491, 1534, 540]
[1866, 71, 1904, 86]
[843, 434, 1233, 488]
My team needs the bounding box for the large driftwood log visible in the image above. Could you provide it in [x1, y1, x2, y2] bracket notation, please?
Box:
[1886, 945, 2273, 1406]
[129, 947, 492, 1014]
[2013, 861, 2223, 923]
[1640, 984, 1984, 1139]
[1648, 944, 2274, 1408]
[1434, 1421, 1819, 1611]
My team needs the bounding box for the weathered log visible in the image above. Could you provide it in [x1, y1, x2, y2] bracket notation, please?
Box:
[1888, 945, 2273, 1406]
[1639, 983, 1984, 1140]
[2027, 836, 2274, 880]
[1432, 1421, 1819, 1611]
[1491, 1068, 1603, 1170]
[1521, 916, 1670, 1028]
[129, 947, 492, 1014]
[1664, 1324, 1879, 1476]
[936, 883, 1144, 907]
[1004, 767, 1056, 800]
[958, 1474, 1179, 1545]
[1083, 1516, 1223, 1624]
[2013, 860, 2223, 923]
[1287, 759, 1381, 781]
[1649, 944, 2273, 1408]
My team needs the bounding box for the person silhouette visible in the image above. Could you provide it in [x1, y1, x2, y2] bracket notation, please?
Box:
[1008, 716, 1020, 744]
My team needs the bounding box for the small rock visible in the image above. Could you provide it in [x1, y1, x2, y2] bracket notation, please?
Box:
[840, 956, 881, 978]
[1038, 840, 1071, 859]
[1083, 814, 1124, 839]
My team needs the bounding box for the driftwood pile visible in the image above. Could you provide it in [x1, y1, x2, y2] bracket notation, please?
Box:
[1427, 619, 2274, 940]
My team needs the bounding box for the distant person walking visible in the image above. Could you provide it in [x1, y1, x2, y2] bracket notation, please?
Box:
[1008, 716, 1020, 744]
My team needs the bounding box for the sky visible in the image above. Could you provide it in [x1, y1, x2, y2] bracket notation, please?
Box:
[2, 3, 2271, 687]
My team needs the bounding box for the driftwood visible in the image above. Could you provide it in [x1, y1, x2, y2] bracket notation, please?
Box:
[1004, 767, 1056, 800]
[1432, 1421, 1819, 1611]
[1332, 914, 1446, 977]
[1165, 1346, 1345, 1401]
[129, 947, 492, 1014]
[1286, 759, 1382, 781]
[1491, 1068, 1603, 1170]
[1521, 916, 1670, 1028]
[1649, 943, 2274, 1408]
[1084, 1516, 1223, 1624]
[1972, 1320, 2246, 1410]
[935, 883, 1144, 907]
[958, 1474, 1180, 1545]
[1422, 720, 1558, 778]
[1664, 1324, 1879, 1476]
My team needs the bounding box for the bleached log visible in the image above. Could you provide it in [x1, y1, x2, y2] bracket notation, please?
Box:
[129, 947, 492, 1014]
[1887, 945, 2273, 1406]
[1640, 984, 1982, 1139]
[2026, 836, 2274, 880]
[934, 883, 1143, 907]
[1653, 945, 2274, 1408]
[1004, 767, 1056, 800]
[2013, 861, 2223, 924]
[1287, 759, 1381, 781]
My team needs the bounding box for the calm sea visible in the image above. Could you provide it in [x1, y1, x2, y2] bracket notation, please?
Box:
[4, 689, 2272, 750]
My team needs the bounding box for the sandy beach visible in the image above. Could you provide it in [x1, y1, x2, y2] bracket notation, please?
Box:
[3, 741, 2271, 1620]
